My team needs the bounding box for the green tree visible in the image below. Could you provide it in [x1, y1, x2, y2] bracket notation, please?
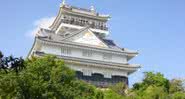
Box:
[110, 82, 128, 96]
[0, 51, 3, 58]
[140, 86, 169, 99]
[129, 72, 170, 99]
[169, 79, 185, 99]
[96, 90, 104, 99]
[0, 55, 98, 99]
[104, 89, 125, 99]
[0, 72, 18, 98]
[0, 51, 24, 74]
[169, 79, 185, 94]
[133, 72, 170, 92]
[171, 92, 185, 99]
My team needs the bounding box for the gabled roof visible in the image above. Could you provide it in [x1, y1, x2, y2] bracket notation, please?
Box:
[61, 27, 108, 48]
[35, 28, 138, 55]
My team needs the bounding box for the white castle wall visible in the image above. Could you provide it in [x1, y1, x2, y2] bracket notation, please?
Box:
[41, 44, 128, 64]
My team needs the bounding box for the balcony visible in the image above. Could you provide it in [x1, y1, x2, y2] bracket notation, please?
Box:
[61, 19, 108, 31]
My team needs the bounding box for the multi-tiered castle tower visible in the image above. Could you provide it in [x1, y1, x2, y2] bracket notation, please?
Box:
[28, 1, 140, 87]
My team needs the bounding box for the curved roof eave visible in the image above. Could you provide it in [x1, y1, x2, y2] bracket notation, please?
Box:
[27, 37, 37, 59]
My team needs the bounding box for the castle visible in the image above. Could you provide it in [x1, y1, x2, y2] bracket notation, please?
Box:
[28, 1, 140, 87]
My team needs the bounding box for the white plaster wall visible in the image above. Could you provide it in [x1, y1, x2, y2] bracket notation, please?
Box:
[74, 49, 103, 61]
[112, 55, 127, 64]
[41, 45, 61, 55]
[71, 48, 127, 64]
[41, 44, 128, 64]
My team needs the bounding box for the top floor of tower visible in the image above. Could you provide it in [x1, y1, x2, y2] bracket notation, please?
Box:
[49, 1, 111, 37]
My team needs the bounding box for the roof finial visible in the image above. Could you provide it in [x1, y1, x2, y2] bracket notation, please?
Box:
[60, 0, 66, 7]
[90, 5, 95, 11]
[62, 0, 66, 5]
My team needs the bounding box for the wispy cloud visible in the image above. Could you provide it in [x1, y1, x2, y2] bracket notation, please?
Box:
[25, 17, 55, 38]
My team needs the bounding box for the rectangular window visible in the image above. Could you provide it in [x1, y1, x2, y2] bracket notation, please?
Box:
[61, 47, 71, 55]
[82, 50, 93, 57]
[103, 53, 112, 60]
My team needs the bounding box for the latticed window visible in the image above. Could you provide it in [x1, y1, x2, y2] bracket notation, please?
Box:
[82, 50, 93, 57]
[61, 47, 71, 55]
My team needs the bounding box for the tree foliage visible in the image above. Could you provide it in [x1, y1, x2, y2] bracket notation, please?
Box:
[169, 79, 185, 94]
[110, 82, 128, 96]
[0, 53, 99, 99]
[0, 52, 24, 74]
[0, 51, 3, 58]
[133, 72, 170, 92]
[104, 72, 185, 99]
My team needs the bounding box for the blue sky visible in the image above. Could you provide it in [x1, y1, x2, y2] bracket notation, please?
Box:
[0, 0, 185, 86]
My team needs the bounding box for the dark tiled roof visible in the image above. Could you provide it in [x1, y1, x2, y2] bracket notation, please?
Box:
[102, 39, 116, 46]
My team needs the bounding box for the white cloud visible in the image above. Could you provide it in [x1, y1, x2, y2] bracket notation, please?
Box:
[25, 17, 55, 38]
